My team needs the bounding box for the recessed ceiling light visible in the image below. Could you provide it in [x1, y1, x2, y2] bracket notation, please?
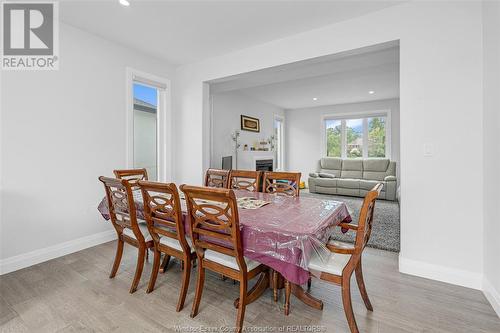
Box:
[119, 0, 130, 6]
[368, 90, 375, 94]
[313, 97, 318, 101]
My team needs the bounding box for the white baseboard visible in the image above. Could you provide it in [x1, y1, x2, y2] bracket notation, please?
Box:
[483, 277, 500, 318]
[399, 254, 483, 290]
[0, 229, 116, 275]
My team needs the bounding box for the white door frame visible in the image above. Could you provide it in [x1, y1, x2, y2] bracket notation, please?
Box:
[274, 114, 285, 171]
[126, 67, 172, 181]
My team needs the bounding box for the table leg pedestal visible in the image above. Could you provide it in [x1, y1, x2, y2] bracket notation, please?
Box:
[234, 271, 269, 308]
[291, 284, 323, 310]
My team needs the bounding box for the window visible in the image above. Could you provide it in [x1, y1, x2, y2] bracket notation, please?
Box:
[367, 117, 386, 157]
[346, 118, 363, 158]
[133, 82, 158, 180]
[325, 119, 341, 157]
[324, 112, 390, 159]
[274, 116, 284, 170]
[127, 68, 171, 182]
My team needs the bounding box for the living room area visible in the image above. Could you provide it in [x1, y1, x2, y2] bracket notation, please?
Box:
[209, 42, 400, 252]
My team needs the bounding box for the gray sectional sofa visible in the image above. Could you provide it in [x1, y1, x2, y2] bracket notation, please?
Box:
[308, 157, 397, 200]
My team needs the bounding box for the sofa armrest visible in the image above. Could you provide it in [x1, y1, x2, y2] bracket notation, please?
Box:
[384, 179, 397, 200]
[309, 172, 319, 178]
[318, 172, 335, 178]
[308, 177, 318, 193]
[384, 175, 397, 181]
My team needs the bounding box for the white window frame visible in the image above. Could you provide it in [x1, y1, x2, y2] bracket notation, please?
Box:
[274, 114, 285, 171]
[126, 67, 172, 181]
[320, 110, 391, 159]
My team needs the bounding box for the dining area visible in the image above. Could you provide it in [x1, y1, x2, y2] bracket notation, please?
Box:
[97, 168, 382, 333]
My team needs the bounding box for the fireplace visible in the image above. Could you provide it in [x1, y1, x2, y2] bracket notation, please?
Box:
[256, 159, 273, 172]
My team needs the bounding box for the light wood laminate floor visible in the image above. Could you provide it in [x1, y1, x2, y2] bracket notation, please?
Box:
[1, 241, 499, 332]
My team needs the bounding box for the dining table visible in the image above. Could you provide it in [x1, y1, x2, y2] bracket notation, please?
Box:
[97, 188, 351, 312]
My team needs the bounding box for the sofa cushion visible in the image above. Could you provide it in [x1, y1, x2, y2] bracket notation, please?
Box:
[315, 186, 337, 195]
[341, 159, 363, 179]
[311, 177, 337, 187]
[337, 178, 359, 189]
[363, 159, 390, 181]
[321, 157, 342, 170]
[359, 179, 384, 190]
[337, 188, 360, 197]
[363, 159, 389, 172]
[363, 171, 386, 181]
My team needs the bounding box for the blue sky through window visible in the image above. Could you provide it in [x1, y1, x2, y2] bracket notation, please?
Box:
[346, 119, 363, 133]
[326, 119, 363, 132]
[133, 83, 157, 107]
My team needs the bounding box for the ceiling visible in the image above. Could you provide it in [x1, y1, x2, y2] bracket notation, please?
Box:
[211, 43, 400, 109]
[60, 0, 403, 65]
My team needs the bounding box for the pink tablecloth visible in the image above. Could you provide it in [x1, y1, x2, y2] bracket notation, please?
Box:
[98, 190, 351, 285]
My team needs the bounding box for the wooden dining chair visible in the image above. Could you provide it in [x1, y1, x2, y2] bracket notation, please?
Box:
[228, 170, 261, 192]
[113, 168, 148, 186]
[301, 183, 383, 333]
[263, 171, 301, 299]
[180, 185, 267, 333]
[138, 180, 196, 312]
[262, 171, 301, 197]
[99, 176, 154, 293]
[204, 168, 230, 188]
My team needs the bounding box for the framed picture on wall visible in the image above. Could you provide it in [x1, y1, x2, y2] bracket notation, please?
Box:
[241, 115, 260, 132]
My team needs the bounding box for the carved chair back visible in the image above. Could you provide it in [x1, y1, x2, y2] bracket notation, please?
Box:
[262, 171, 301, 197]
[138, 181, 189, 253]
[113, 169, 148, 188]
[229, 170, 261, 192]
[204, 168, 230, 188]
[353, 183, 383, 254]
[180, 185, 247, 271]
[99, 176, 145, 242]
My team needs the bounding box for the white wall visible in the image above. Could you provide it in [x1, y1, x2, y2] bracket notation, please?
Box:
[0, 23, 174, 273]
[285, 99, 399, 178]
[482, 0, 500, 317]
[174, 1, 484, 289]
[211, 91, 284, 170]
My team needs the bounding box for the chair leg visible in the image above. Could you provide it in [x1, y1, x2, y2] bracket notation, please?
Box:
[235, 277, 248, 333]
[307, 276, 312, 291]
[190, 261, 205, 318]
[109, 238, 124, 278]
[341, 274, 359, 333]
[273, 270, 279, 302]
[355, 258, 373, 311]
[176, 258, 191, 312]
[160, 254, 171, 273]
[129, 245, 146, 294]
[146, 249, 161, 293]
[284, 279, 291, 316]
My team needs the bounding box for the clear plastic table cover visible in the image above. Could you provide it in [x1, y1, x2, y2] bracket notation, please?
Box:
[97, 189, 351, 284]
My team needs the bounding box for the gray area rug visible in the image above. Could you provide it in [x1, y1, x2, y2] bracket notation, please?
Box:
[301, 191, 400, 252]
